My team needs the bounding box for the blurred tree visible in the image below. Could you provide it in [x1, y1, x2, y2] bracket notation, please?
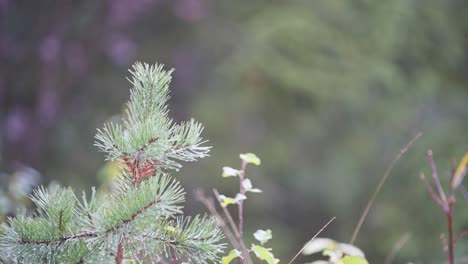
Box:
[191, 0, 468, 262]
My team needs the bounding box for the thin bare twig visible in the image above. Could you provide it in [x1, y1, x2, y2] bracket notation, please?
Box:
[423, 150, 456, 264]
[447, 204, 455, 264]
[288, 216, 336, 264]
[427, 150, 448, 204]
[420, 173, 445, 209]
[194, 190, 241, 250]
[213, 189, 253, 264]
[213, 189, 242, 241]
[384, 232, 411, 264]
[349, 132, 423, 244]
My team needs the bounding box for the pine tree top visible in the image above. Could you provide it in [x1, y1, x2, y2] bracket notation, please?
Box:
[95, 62, 210, 178]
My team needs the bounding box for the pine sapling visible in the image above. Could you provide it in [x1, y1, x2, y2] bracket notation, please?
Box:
[0, 62, 225, 263]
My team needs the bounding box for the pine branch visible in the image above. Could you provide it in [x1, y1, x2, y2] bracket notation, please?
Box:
[128, 215, 226, 263]
[97, 174, 185, 231]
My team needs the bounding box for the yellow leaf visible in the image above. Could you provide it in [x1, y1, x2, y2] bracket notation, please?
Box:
[222, 249, 242, 264]
[451, 153, 468, 190]
[218, 195, 237, 208]
[251, 245, 279, 264]
[240, 153, 261, 166]
[341, 256, 369, 264]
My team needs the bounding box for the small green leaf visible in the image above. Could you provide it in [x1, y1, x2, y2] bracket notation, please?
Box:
[218, 195, 237, 207]
[240, 153, 261, 165]
[253, 229, 272, 244]
[223, 167, 240, 177]
[251, 244, 279, 264]
[243, 179, 262, 193]
[341, 256, 369, 264]
[222, 249, 242, 264]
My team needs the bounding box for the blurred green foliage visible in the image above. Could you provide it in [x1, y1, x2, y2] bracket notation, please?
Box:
[1, 0, 468, 263]
[0, 167, 41, 222]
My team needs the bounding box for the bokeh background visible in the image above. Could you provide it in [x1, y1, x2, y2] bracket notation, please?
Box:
[1, 0, 468, 263]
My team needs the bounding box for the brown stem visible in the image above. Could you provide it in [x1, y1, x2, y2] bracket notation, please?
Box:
[213, 189, 242, 240]
[427, 150, 448, 204]
[115, 241, 124, 264]
[213, 189, 253, 264]
[170, 247, 177, 263]
[194, 190, 241, 250]
[128, 137, 161, 187]
[349, 132, 422, 244]
[420, 173, 445, 210]
[423, 150, 458, 264]
[447, 201, 454, 264]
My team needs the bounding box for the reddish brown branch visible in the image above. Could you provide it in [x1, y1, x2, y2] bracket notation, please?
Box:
[121, 137, 160, 187]
[427, 150, 448, 204]
[420, 173, 445, 209]
[447, 205, 454, 264]
[115, 242, 124, 264]
[422, 150, 458, 264]
[107, 199, 160, 233]
[194, 190, 241, 250]
[139, 137, 160, 152]
[213, 189, 253, 264]
[164, 144, 186, 154]
[20, 231, 98, 245]
[141, 234, 180, 245]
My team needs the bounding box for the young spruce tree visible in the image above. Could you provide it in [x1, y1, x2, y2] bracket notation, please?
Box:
[0, 62, 225, 263]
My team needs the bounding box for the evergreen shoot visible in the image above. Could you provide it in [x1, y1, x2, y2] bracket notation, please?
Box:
[0, 62, 225, 263]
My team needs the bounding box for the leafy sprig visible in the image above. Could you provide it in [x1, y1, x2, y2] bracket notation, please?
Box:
[198, 153, 280, 264]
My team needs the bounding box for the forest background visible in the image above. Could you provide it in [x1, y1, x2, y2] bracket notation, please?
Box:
[1, 1, 468, 263]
